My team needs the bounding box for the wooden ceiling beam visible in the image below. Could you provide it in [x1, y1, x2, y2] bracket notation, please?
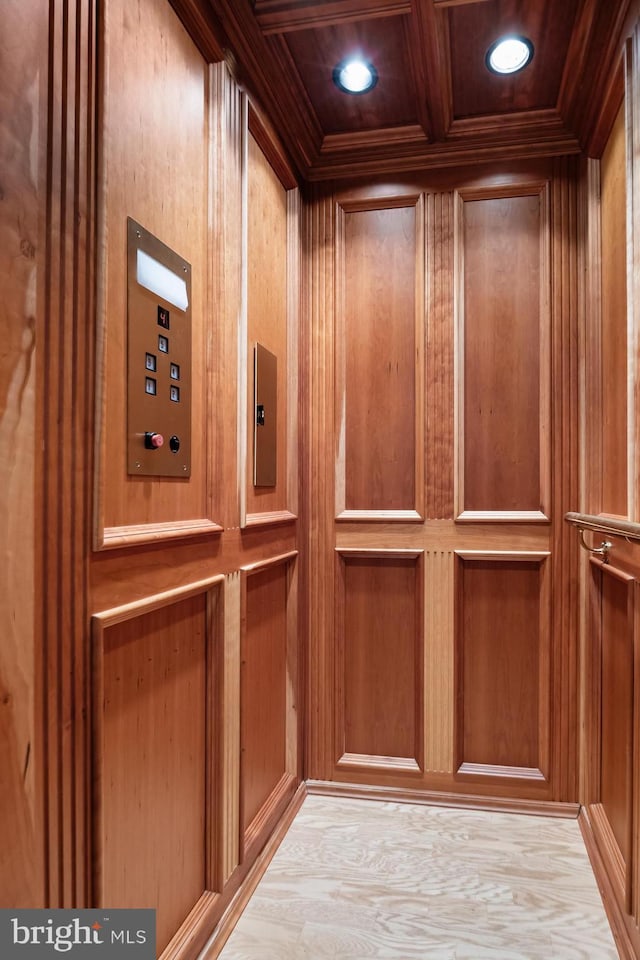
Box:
[254, 0, 411, 34]
[309, 125, 581, 180]
[432, 0, 494, 7]
[406, 0, 453, 141]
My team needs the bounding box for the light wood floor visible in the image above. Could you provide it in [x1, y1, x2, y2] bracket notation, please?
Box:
[217, 794, 618, 959]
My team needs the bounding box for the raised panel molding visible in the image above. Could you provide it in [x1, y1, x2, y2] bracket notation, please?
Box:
[454, 183, 551, 523]
[334, 549, 424, 775]
[587, 558, 636, 911]
[91, 575, 224, 954]
[241, 114, 300, 529]
[94, 0, 220, 549]
[240, 552, 298, 858]
[454, 551, 551, 785]
[334, 195, 425, 521]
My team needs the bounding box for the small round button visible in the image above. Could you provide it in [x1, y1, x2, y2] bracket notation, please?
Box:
[144, 431, 164, 450]
[169, 435, 180, 453]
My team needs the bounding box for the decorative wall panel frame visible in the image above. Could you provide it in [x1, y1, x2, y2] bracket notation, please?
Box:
[454, 550, 552, 784]
[239, 105, 300, 529]
[334, 548, 424, 775]
[334, 194, 425, 522]
[239, 551, 299, 859]
[93, 2, 223, 550]
[586, 557, 637, 913]
[454, 183, 551, 523]
[91, 574, 225, 957]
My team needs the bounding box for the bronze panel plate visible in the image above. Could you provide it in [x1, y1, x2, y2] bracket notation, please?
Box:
[127, 218, 192, 477]
[254, 342, 277, 487]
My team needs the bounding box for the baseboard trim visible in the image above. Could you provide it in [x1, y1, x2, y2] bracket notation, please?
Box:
[306, 779, 580, 818]
[579, 807, 640, 960]
[198, 781, 308, 959]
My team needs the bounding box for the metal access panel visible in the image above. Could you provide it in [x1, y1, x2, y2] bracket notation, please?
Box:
[254, 343, 277, 487]
[127, 218, 191, 477]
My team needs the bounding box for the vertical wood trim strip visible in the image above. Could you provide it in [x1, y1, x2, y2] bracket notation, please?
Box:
[586, 159, 603, 516]
[334, 201, 346, 518]
[414, 194, 426, 521]
[285, 557, 299, 778]
[539, 182, 552, 522]
[287, 189, 300, 521]
[238, 94, 249, 529]
[626, 32, 640, 522]
[453, 191, 464, 521]
[633, 580, 640, 923]
[424, 550, 454, 773]
[551, 159, 580, 801]
[305, 188, 335, 780]
[210, 62, 244, 532]
[206, 584, 222, 893]
[44, 0, 97, 906]
[426, 192, 454, 519]
[205, 64, 216, 528]
[220, 571, 241, 885]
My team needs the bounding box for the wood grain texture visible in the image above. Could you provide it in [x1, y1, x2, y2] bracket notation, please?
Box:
[335, 551, 423, 769]
[96, 594, 209, 954]
[426, 192, 455, 519]
[455, 553, 550, 780]
[0, 0, 45, 909]
[424, 551, 454, 773]
[336, 196, 424, 517]
[601, 102, 629, 518]
[96, 0, 211, 542]
[457, 186, 550, 519]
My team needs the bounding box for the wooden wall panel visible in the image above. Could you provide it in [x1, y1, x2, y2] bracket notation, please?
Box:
[245, 129, 290, 522]
[600, 564, 634, 866]
[0, 0, 45, 907]
[96, 0, 213, 545]
[456, 553, 550, 779]
[336, 197, 424, 520]
[95, 589, 215, 955]
[240, 554, 297, 853]
[457, 186, 550, 521]
[336, 551, 423, 772]
[601, 102, 629, 518]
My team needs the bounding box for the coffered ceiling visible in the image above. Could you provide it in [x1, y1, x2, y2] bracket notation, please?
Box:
[172, 0, 632, 180]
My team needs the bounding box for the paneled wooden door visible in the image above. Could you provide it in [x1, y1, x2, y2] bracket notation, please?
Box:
[305, 158, 579, 807]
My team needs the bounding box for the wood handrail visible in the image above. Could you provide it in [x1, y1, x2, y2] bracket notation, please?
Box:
[565, 511, 640, 544]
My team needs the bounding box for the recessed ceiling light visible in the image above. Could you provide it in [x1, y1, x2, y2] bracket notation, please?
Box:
[486, 36, 534, 75]
[333, 57, 378, 94]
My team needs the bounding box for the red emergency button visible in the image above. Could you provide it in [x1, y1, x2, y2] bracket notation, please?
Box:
[144, 431, 164, 450]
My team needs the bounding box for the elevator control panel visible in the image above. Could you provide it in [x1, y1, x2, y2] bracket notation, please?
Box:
[253, 342, 277, 487]
[126, 218, 191, 477]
